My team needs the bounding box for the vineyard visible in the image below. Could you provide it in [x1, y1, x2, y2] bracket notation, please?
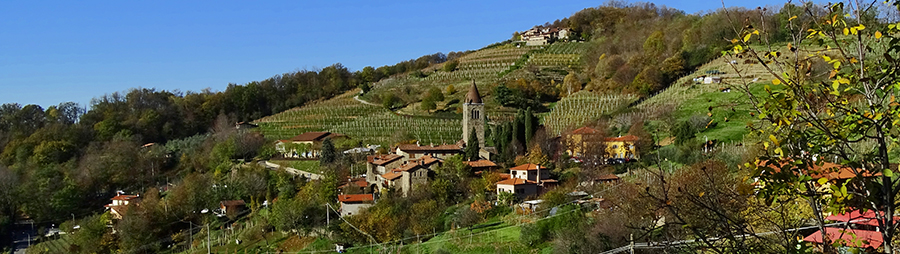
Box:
[330, 112, 463, 145]
[253, 90, 465, 145]
[253, 91, 386, 140]
[543, 91, 637, 135]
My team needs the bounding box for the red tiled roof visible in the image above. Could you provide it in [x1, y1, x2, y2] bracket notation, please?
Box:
[382, 171, 402, 180]
[571, 126, 599, 135]
[758, 160, 880, 181]
[510, 163, 547, 171]
[339, 194, 374, 203]
[803, 227, 883, 249]
[396, 144, 461, 153]
[496, 178, 537, 186]
[498, 173, 511, 180]
[111, 194, 140, 201]
[368, 154, 403, 165]
[467, 160, 497, 168]
[826, 210, 900, 227]
[339, 178, 368, 189]
[605, 135, 640, 142]
[596, 174, 620, 181]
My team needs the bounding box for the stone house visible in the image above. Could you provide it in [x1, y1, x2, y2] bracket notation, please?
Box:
[378, 155, 442, 196]
[394, 143, 461, 160]
[338, 194, 375, 217]
[365, 154, 405, 186]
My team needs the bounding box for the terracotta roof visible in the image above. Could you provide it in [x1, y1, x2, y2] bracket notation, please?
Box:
[605, 135, 640, 142]
[467, 160, 497, 168]
[220, 200, 246, 207]
[498, 173, 511, 180]
[510, 163, 547, 171]
[396, 144, 461, 153]
[465, 80, 483, 104]
[111, 194, 140, 201]
[596, 174, 620, 181]
[758, 160, 880, 181]
[803, 227, 883, 249]
[496, 178, 537, 186]
[571, 127, 599, 135]
[339, 194, 374, 203]
[382, 171, 402, 180]
[826, 209, 900, 227]
[367, 154, 403, 166]
[340, 178, 368, 189]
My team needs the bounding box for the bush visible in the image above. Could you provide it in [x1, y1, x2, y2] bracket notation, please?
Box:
[443, 60, 459, 72]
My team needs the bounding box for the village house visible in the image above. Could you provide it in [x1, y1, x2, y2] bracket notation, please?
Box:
[520, 27, 571, 46]
[378, 155, 442, 196]
[497, 163, 557, 200]
[275, 131, 347, 159]
[105, 193, 141, 220]
[365, 154, 405, 185]
[338, 194, 375, 217]
[467, 159, 498, 173]
[565, 126, 603, 157]
[394, 143, 461, 160]
[339, 177, 369, 194]
[604, 135, 640, 161]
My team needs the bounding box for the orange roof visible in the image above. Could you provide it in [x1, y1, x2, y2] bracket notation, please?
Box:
[510, 163, 547, 171]
[571, 126, 599, 135]
[467, 160, 497, 168]
[496, 178, 537, 186]
[758, 160, 880, 181]
[368, 154, 403, 166]
[382, 171, 402, 180]
[498, 173, 512, 180]
[596, 174, 620, 181]
[338, 194, 374, 203]
[340, 178, 368, 189]
[605, 135, 640, 142]
[803, 227, 883, 249]
[111, 194, 140, 201]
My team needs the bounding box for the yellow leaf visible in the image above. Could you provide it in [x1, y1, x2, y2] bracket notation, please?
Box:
[743, 33, 752, 42]
[876, 31, 883, 38]
[857, 24, 866, 30]
[698, 192, 705, 197]
[753, 30, 760, 35]
[789, 15, 798, 21]
[844, 28, 850, 35]
[772, 79, 781, 85]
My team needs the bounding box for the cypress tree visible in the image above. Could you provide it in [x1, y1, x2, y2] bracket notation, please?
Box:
[465, 128, 480, 161]
[320, 137, 336, 165]
[525, 107, 534, 146]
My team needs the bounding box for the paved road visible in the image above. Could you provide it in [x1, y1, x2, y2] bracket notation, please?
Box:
[10, 223, 35, 254]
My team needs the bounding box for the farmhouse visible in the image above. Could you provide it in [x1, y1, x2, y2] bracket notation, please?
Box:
[378, 155, 442, 196]
[105, 193, 141, 220]
[521, 27, 571, 46]
[338, 194, 375, 217]
[365, 154, 405, 184]
[275, 131, 347, 158]
[565, 126, 603, 157]
[604, 135, 640, 160]
[497, 163, 558, 200]
[395, 143, 462, 160]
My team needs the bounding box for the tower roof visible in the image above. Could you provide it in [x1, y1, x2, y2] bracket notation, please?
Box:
[465, 80, 483, 104]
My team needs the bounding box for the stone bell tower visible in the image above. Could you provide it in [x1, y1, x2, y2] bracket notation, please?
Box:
[463, 80, 485, 147]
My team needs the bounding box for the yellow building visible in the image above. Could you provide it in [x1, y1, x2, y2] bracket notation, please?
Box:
[604, 135, 640, 160]
[565, 126, 602, 157]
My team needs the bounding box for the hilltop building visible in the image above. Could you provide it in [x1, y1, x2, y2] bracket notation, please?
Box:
[521, 27, 571, 46]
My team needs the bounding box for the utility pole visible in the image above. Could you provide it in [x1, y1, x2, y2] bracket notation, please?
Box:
[189, 221, 193, 251]
[629, 233, 634, 254]
[207, 223, 211, 254]
[326, 203, 330, 226]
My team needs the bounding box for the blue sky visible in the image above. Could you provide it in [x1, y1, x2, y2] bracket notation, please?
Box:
[0, 0, 789, 108]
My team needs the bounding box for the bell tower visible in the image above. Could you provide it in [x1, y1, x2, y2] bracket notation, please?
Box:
[463, 80, 485, 147]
